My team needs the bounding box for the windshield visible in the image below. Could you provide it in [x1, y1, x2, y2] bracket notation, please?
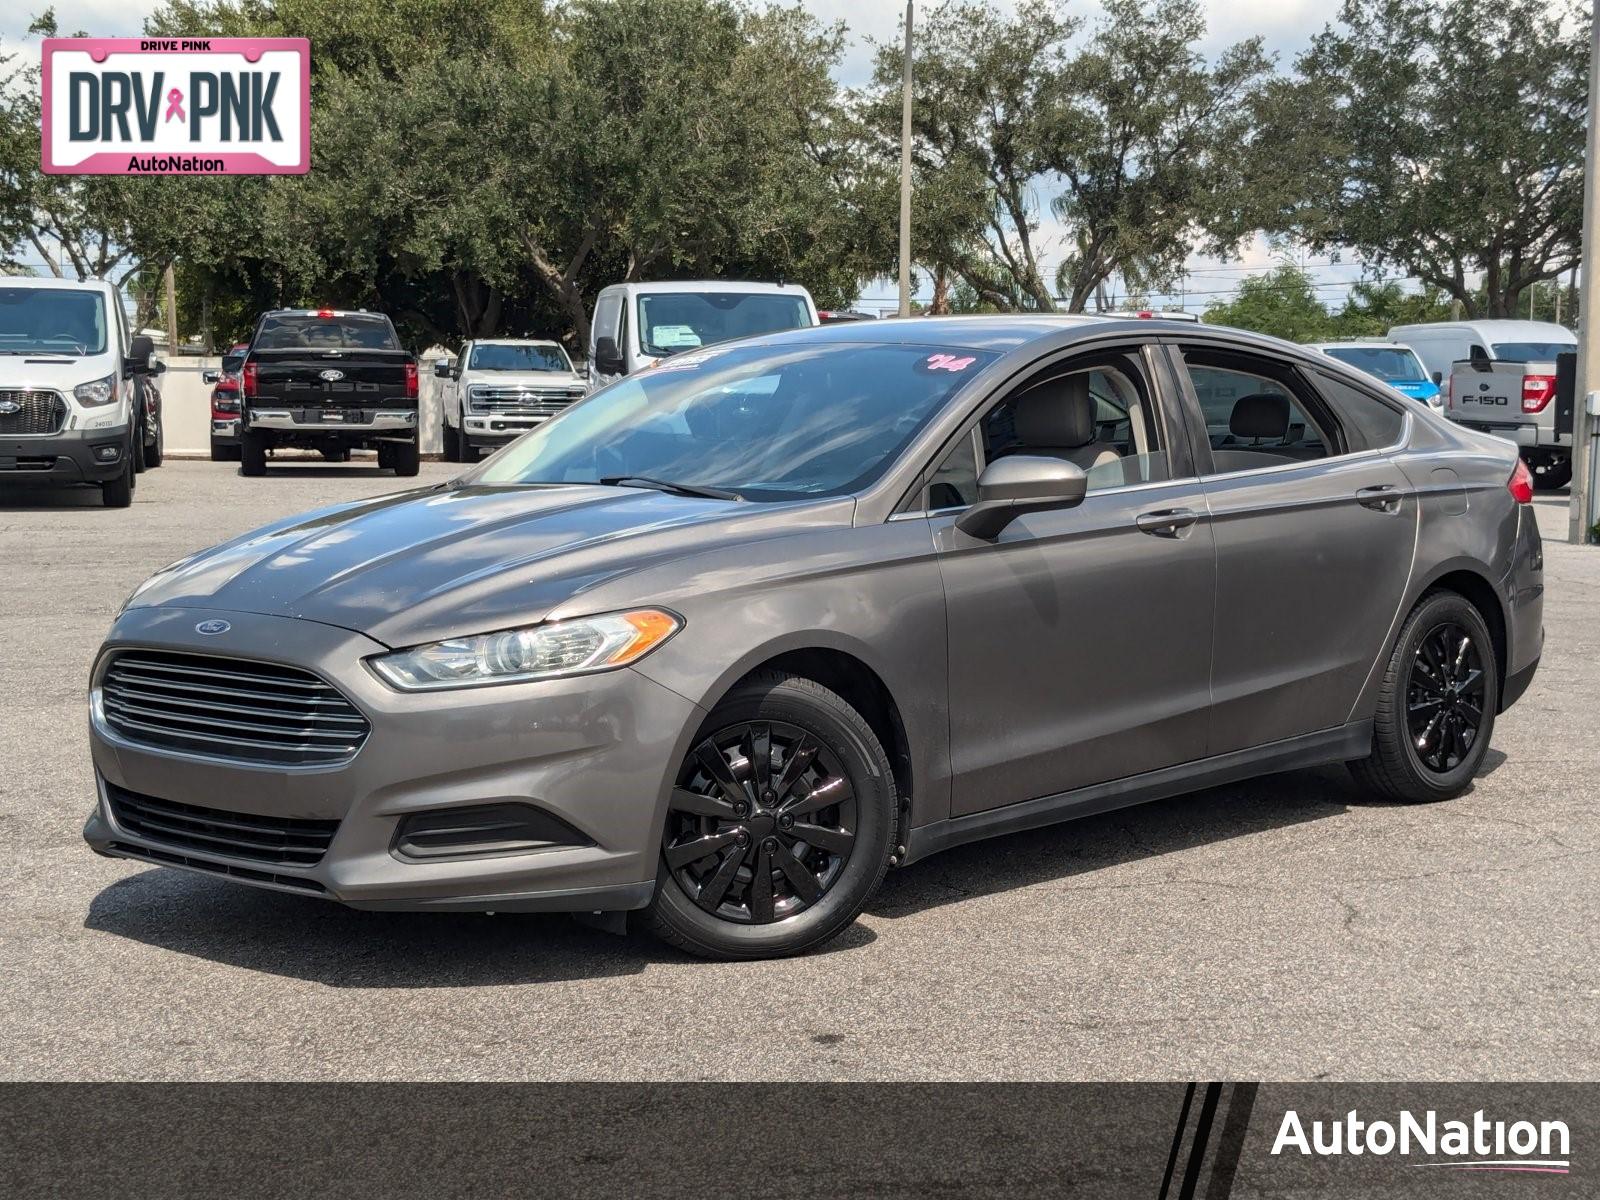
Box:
[637, 292, 812, 357]
[1324, 346, 1427, 382]
[1492, 341, 1574, 363]
[0, 287, 108, 355]
[254, 313, 401, 351]
[469, 343, 571, 372]
[474, 342, 995, 500]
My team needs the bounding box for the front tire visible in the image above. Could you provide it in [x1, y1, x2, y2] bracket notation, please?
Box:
[1348, 591, 1499, 803]
[441, 420, 463, 463]
[644, 671, 898, 960]
[101, 438, 135, 507]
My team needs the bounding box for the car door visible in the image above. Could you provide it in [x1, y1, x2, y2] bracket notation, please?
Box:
[1165, 340, 1418, 755]
[925, 343, 1217, 816]
[446, 341, 468, 424]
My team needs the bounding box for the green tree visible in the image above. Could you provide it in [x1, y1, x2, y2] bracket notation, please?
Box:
[1043, 0, 1272, 310]
[1329, 279, 1455, 337]
[1202, 262, 1336, 341]
[1246, 0, 1588, 319]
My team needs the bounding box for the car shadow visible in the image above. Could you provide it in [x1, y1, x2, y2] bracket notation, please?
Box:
[870, 763, 1398, 919]
[0, 484, 113, 510]
[83, 866, 875, 986]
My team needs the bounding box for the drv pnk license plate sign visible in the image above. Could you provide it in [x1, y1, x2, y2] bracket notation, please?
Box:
[41, 38, 310, 175]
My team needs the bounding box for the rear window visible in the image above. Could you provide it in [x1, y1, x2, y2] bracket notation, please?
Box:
[254, 313, 400, 351]
[1322, 346, 1426, 382]
[1491, 341, 1574, 363]
[637, 292, 811, 357]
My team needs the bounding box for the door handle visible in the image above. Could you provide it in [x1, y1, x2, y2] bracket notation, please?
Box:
[1135, 507, 1199, 537]
[1356, 484, 1402, 512]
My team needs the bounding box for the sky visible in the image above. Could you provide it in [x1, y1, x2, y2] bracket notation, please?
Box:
[3, 0, 1368, 310]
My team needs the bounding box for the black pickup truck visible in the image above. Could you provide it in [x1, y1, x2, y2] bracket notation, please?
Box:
[238, 309, 420, 476]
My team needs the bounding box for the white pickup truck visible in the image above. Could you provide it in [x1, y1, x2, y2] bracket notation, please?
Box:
[1391, 320, 1577, 490]
[434, 338, 587, 463]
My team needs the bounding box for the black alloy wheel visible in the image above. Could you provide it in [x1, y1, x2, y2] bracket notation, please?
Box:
[1406, 621, 1486, 773]
[1348, 590, 1498, 803]
[644, 671, 897, 959]
[664, 720, 857, 925]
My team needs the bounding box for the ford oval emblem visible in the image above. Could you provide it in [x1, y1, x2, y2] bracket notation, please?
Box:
[319, 369, 345, 382]
[0, 399, 19, 414]
[195, 619, 231, 635]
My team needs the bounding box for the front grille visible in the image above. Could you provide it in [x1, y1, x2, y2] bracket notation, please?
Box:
[106, 785, 340, 868]
[468, 385, 584, 418]
[98, 649, 370, 766]
[0, 389, 67, 435]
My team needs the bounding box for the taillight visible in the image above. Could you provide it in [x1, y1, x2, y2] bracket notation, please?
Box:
[1522, 374, 1556, 413]
[1508, 459, 1534, 504]
[242, 360, 258, 398]
[316, 308, 335, 319]
[404, 359, 419, 398]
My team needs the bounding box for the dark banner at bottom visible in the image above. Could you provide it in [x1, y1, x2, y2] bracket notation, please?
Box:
[2, 1083, 1592, 1197]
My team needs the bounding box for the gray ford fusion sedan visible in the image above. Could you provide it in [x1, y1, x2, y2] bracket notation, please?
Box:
[85, 317, 1543, 958]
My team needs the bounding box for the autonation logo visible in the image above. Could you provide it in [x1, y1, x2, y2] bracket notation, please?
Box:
[1272, 1108, 1571, 1174]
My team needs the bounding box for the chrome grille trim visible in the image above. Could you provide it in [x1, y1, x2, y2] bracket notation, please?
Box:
[467, 384, 585, 417]
[0, 389, 68, 436]
[98, 650, 370, 766]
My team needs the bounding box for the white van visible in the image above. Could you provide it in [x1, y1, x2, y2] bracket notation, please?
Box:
[0, 276, 159, 507]
[1387, 320, 1576, 383]
[587, 280, 818, 391]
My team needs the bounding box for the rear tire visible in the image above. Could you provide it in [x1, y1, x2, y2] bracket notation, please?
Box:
[1348, 591, 1499, 803]
[145, 415, 163, 467]
[392, 438, 420, 476]
[644, 671, 898, 960]
[210, 439, 240, 462]
[240, 429, 267, 477]
[132, 416, 148, 474]
[1533, 459, 1572, 491]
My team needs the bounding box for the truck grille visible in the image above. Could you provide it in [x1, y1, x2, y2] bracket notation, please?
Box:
[106, 784, 339, 868]
[98, 650, 370, 766]
[0, 390, 67, 436]
[468, 385, 585, 418]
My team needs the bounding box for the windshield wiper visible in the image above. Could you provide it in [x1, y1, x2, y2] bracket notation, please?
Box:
[598, 475, 742, 501]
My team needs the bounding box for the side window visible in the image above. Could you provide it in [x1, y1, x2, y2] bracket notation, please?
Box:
[926, 430, 979, 510]
[1312, 371, 1406, 450]
[1182, 350, 1335, 473]
[592, 294, 620, 353]
[980, 355, 1170, 493]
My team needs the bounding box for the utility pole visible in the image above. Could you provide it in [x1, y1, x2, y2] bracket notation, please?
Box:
[897, 1, 914, 318]
[163, 263, 178, 353]
[1569, 0, 1600, 545]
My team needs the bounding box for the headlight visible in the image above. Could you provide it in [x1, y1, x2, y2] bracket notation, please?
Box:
[74, 375, 118, 407]
[369, 608, 681, 691]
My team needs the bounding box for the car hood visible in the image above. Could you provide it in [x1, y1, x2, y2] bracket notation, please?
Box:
[0, 351, 119, 390]
[462, 370, 584, 388]
[128, 483, 853, 647]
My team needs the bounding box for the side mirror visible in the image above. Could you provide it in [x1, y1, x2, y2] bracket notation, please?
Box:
[433, 359, 452, 379]
[202, 368, 221, 384]
[126, 334, 156, 377]
[955, 455, 1088, 540]
[594, 335, 625, 375]
[1430, 370, 1442, 385]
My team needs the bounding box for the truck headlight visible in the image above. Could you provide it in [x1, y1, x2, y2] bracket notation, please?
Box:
[74, 375, 118, 407]
[369, 609, 681, 691]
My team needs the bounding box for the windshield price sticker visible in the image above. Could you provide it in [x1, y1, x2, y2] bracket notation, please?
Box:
[924, 353, 977, 373]
[41, 38, 310, 175]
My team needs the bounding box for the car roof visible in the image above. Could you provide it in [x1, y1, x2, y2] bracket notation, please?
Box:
[1311, 341, 1419, 352]
[470, 338, 564, 348]
[606, 280, 814, 297]
[0, 275, 115, 294]
[748, 313, 1190, 352]
[1389, 319, 1574, 340]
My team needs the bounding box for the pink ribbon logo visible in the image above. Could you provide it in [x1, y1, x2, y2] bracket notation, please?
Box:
[164, 88, 185, 123]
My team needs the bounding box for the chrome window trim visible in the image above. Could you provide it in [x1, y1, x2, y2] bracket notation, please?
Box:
[888, 473, 1205, 520]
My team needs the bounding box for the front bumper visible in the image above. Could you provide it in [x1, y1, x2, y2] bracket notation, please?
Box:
[83, 605, 704, 911]
[463, 414, 552, 444]
[0, 424, 130, 485]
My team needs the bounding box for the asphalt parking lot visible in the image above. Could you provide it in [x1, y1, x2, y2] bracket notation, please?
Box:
[2, 460, 1597, 1081]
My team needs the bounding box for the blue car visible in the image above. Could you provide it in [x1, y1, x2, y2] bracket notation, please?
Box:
[1310, 341, 1442, 408]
